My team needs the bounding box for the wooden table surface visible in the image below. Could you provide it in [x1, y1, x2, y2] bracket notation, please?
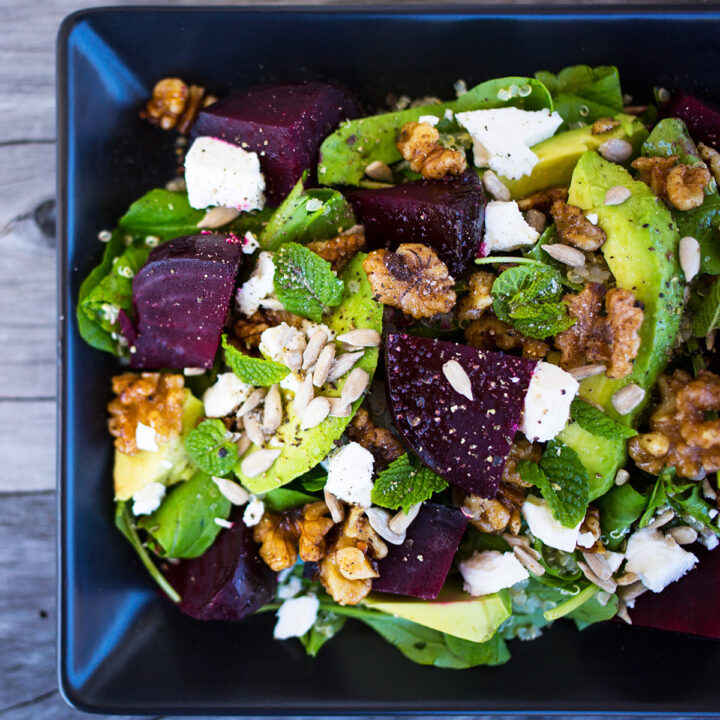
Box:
[1, 0, 715, 717]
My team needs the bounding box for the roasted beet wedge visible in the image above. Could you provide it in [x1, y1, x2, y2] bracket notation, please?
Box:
[164, 508, 276, 621]
[386, 334, 536, 497]
[373, 503, 468, 600]
[347, 172, 485, 277]
[663, 91, 720, 149]
[125, 234, 243, 369]
[193, 82, 363, 201]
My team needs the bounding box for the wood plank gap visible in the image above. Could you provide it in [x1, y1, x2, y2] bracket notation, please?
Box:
[0, 689, 57, 716]
[0, 490, 55, 498]
[0, 139, 55, 148]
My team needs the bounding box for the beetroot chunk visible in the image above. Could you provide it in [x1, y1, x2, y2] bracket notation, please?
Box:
[347, 172, 485, 277]
[126, 233, 243, 369]
[663, 91, 720, 149]
[373, 503, 468, 600]
[386, 334, 536, 497]
[165, 508, 276, 621]
[193, 82, 363, 201]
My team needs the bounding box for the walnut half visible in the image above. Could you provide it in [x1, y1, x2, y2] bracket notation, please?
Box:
[396, 121, 467, 179]
[464, 315, 549, 360]
[550, 200, 607, 251]
[141, 77, 215, 134]
[307, 229, 366, 272]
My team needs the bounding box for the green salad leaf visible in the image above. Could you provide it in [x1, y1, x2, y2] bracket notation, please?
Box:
[222, 334, 289, 385]
[692, 276, 720, 337]
[117, 188, 206, 239]
[371, 453, 448, 513]
[263, 488, 319, 512]
[570, 398, 638, 440]
[300, 610, 347, 657]
[185, 419, 239, 476]
[595, 483, 648, 550]
[273, 242, 345, 321]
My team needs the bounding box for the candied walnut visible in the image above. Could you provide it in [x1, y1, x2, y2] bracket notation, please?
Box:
[396, 121, 467, 179]
[578, 506, 604, 553]
[107, 372, 185, 455]
[297, 501, 335, 562]
[550, 200, 607, 251]
[555, 283, 643, 379]
[363, 243, 456, 319]
[253, 513, 300, 571]
[629, 369, 720, 478]
[666, 163, 712, 211]
[141, 78, 215, 133]
[464, 315, 549, 360]
[592, 117, 621, 135]
[462, 482, 527, 535]
[347, 407, 404, 468]
[699, 143, 720, 185]
[307, 229, 366, 272]
[516, 186, 568, 213]
[631, 155, 678, 199]
[232, 309, 302, 349]
[502, 438, 542, 488]
[457, 271, 494, 326]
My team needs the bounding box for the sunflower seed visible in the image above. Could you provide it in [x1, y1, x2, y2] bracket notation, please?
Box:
[699, 142, 720, 185]
[212, 476, 250, 505]
[702, 477, 717, 501]
[569, 363, 606, 381]
[611, 383, 645, 415]
[302, 328, 329, 370]
[326, 397, 352, 417]
[512, 546, 546, 576]
[524, 208, 546, 234]
[481, 170, 511, 201]
[614, 468, 630, 486]
[341, 368, 370, 405]
[259, 297, 286, 311]
[183, 367, 207, 376]
[618, 581, 647, 605]
[679, 235, 701, 282]
[442, 359, 473, 401]
[336, 329, 381, 348]
[577, 560, 617, 593]
[197, 206, 241, 229]
[262, 384, 283, 434]
[293, 374, 315, 416]
[615, 571, 639, 586]
[501, 533, 533, 551]
[323, 489, 345, 524]
[240, 449, 281, 478]
[598, 138, 633, 163]
[616, 602, 632, 624]
[365, 160, 394, 183]
[582, 551, 612, 580]
[165, 177, 187, 193]
[707, 329, 717, 352]
[313, 344, 336, 387]
[326, 351, 364, 383]
[542, 243, 586, 267]
[243, 413, 265, 446]
[388, 502, 423, 535]
[235, 432, 251, 456]
[604, 185, 632, 206]
[647, 507, 675, 530]
[286, 350, 303, 373]
[300, 397, 331, 429]
[236, 388, 267, 418]
[668, 525, 698, 545]
[365, 507, 406, 545]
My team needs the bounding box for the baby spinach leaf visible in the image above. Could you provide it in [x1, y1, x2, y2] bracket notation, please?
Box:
[570, 398, 638, 440]
[371, 453, 448, 513]
[263, 488, 319, 512]
[296, 466, 328, 492]
[692, 276, 720, 336]
[300, 611, 346, 657]
[273, 242, 344, 321]
[138, 472, 231, 559]
[639, 470, 671, 527]
[185, 419, 239, 476]
[500, 578, 565, 640]
[595, 483, 648, 550]
[221, 334, 289, 385]
[117, 188, 206, 240]
[567, 589, 619, 630]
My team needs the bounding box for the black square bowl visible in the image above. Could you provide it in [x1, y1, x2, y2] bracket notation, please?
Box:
[58, 5, 720, 715]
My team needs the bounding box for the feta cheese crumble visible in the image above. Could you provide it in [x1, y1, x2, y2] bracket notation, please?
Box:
[132, 481, 166, 516]
[184, 136, 266, 211]
[521, 495, 582, 552]
[259, 322, 307, 369]
[236, 251, 275, 316]
[305, 197, 324, 212]
[274, 595, 320, 639]
[243, 496, 265, 527]
[277, 574, 303, 600]
[325, 441, 375, 507]
[483, 200, 539, 253]
[243, 231, 259, 254]
[135, 422, 159, 452]
[202, 372, 253, 418]
[417, 114, 440, 126]
[459, 550, 529, 596]
[455, 107, 563, 179]
[521, 362, 579, 442]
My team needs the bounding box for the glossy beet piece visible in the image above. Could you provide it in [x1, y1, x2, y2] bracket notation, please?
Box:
[386, 334, 535, 497]
[126, 233, 243, 369]
[663, 91, 720, 150]
[193, 82, 363, 201]
[347, 171, 485, 277]
[373, 503, 468, 600]
[629, 546, 720, 639]
[165, 508, 277, 621]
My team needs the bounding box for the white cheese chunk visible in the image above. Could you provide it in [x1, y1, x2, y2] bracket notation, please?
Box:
[242, 231, 259, 254]
[277, 575, 303, 600]
[279, 371, 303, 394]
[185, 136, 266, 211]
[259, 322, 307, 369]
[521, 362, 579, 442]
[522, 495, 582, 553]
[300, 319, 336, 341]
[417, 114, 439, 126]
[483, 200, 539, 253]
[135, 422, 159, 452]
[625, 527, 698, 592]
[455, 107, 563, 179]
[236, 251, 275, 316]
[242, 496, 265, 527]
[274, 595, 320, 639]
[459, 550, 529, 596]
[325, 441, 375, 507]
[202, 372, 253, 418]
[132, 481, 166, 516]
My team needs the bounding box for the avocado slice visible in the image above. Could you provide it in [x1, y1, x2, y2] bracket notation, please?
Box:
[500, 114, 647, 199]
[113, 390, 204, 501]
[362, 584, 511, 643]
[235, 252, 383, 493]
[557, 150, 683, 498]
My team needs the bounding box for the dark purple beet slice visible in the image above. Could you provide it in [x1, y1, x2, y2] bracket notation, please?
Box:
[193, 82, 363, 201]
[164, 508, 277, 621]
[629, 546, 720, 639]
[125, 233, 243, 369]
[385, 334, 536, 497]
[373, 502, 468, 600]
[347, 171, 485, 277]
[662, 91, 720, 150]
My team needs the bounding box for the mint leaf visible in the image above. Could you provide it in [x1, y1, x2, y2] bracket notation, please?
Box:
[692, 276, 720, 336]
[221, 334, 288, 385]
[185, 419, 238, 476]
[371, 454, 448, 513]
[570, 398, 638, 440]
[273, 242, 344, 322]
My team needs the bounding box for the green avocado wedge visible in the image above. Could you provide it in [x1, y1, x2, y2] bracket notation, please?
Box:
[500, 114, 648, 199]
[234, 253, 383, 493]
[557, 151, 683, 498]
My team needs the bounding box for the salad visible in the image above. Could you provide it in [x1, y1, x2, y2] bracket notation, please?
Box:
[77, 65, 720, 668]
